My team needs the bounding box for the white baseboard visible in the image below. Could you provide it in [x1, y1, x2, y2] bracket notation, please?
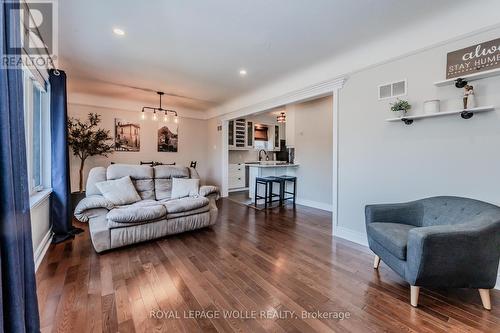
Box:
[296, 198, 333, 212]
[34, 230, 52, 272]
[334, 226, 369, 247]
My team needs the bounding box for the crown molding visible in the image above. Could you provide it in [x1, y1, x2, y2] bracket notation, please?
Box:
[67, 92, 209, 120]
[208, 75, 346, 120]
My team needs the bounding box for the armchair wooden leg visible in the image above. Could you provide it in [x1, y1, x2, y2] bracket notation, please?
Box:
[410, 286, 420, 307]
[478, 289, 491, 310]
[373, 255, 381, 269]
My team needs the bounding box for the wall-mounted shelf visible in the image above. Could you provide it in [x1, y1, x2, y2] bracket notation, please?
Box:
[386, 106, 495, 125]
[434, 68, 500, 87]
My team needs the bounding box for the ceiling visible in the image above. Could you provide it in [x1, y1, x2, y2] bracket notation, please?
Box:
[59, 0, 462, 111]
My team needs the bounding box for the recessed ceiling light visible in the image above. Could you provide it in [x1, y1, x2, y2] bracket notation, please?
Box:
[113, 28, 125, 36]
[239, 69, 247, 76]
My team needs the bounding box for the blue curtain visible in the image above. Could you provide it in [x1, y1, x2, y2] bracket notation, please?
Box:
[0, 1, 41, 331]
[49, 70, 83, 243]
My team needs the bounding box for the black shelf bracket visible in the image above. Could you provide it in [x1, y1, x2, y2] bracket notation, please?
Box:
[460, 111, 474, 119]
[401, 118, 413, 125]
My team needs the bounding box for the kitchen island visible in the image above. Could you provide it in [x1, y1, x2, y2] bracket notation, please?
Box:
[246, 162, 299, 200]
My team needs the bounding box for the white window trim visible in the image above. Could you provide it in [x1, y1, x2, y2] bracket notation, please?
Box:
[23, 69, 51, 197]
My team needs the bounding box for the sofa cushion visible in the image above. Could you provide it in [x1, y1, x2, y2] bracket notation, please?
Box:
[166, 205, 210, 219]
[154, 179, 173, 201]
[154, 165, 190, 201]
[74, 195, 115, 222]
[199, 185, 219, 199]
[163, 197, 209, 214]
[107, 164, 154, 180]
[107, 164, 155, 200]
[107, 201, 166, 225]
[86, 167, 107, 196]
[171, 178, 200, 199]
[154, 165, 189, 179]
[367, 222, 415, 260]
[96, 176, 141, 205]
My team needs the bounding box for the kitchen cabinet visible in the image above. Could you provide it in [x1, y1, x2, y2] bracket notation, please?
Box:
[228, 163, 246, 189]
[274, 125, 280, 150]
[234, 119, 246, 148]
[228, 118, 281, 151]
[228, 120, 234, 148]
[246, 120, 254, 148]
[228, 118, 250, 150]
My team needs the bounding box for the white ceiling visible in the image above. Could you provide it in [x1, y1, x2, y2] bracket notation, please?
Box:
[59, 0, 463, 111]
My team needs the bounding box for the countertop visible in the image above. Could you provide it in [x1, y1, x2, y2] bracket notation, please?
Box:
[244, 162, 299, 168]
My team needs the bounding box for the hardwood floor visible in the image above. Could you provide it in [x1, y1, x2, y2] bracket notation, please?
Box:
[36, 199, 500, 333]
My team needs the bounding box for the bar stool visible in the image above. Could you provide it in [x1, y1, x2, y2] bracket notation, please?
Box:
[276, 175, 297, 207]
[255, 176, 281, 209]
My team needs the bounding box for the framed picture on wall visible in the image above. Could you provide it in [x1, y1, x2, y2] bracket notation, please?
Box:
[158, 123, 178, 152]
[114, 118, 140, 151]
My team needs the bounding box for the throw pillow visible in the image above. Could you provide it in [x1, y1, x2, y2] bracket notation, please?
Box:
[171, 178, 200, 199]
[95, 176, 141, 205]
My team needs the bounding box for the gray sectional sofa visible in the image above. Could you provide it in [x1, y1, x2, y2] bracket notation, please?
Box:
[74, 164, 219, 253]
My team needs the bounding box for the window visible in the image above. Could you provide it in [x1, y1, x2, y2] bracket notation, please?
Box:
[23, 71, 50, 195]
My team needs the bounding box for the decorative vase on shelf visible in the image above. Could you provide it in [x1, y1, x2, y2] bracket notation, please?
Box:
[399, 110, 407, 118]
[467, 92, 476, 109]
[424, 100, 440, 114]
[463, 84, 475, 109]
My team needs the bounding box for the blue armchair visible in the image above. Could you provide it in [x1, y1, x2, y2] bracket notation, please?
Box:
[365, 196, 500, 309]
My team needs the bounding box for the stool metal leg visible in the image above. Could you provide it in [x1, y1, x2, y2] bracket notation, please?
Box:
[280, 180, 284, 206]
[264, 182, 268, 209]
[254, 179, 258, 208]
[293, 179, 297, 207]
[269, 182, 273, 206]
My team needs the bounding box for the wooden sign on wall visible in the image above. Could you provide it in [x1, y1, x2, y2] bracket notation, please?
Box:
[446, 37, 500, 79]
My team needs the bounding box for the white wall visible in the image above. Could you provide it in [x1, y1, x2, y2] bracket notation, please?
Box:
[30, 197, 51, 270]
[207, 1, 500, 119]
[292, 96, 333, 207]
[205, 117, 223, 186]
[337, 27, 500, 236]
[68, 103, 209, 192]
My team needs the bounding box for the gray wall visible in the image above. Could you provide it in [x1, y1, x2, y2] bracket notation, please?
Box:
[292, 96, 333, 207]
[338, 27, 500, 235]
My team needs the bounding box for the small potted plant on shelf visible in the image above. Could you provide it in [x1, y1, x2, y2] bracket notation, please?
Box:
[68, 113, 114, 209]
[390, 99, 412, 118]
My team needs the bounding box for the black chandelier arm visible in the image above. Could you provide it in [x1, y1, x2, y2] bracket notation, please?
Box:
[141, 91, 178, 117]
[142, 106, 178, 116]
[164, 109, 178, 116]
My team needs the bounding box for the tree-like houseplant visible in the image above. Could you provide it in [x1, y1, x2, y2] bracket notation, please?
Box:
[390, 99, 412, 118]
[68, 113, 114, 205]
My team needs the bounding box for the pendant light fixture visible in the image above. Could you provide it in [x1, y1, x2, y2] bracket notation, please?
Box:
[276, 112, 286, 123]
[141, 91, 178, 123]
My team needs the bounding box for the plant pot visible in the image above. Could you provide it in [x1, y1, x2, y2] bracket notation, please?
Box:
[398, 110, 408, 118]
[71, 191, 86, 214]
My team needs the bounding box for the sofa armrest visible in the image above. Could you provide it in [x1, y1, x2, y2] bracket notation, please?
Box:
[74, 195, 115, 222]
[406, 220, 500, 288]
[365, 201, 422, 227]
[199, 185, 220, 200]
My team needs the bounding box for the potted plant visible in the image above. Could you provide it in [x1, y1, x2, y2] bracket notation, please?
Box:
[390, 99, 412, 118]
[68, 113, 114, 208]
